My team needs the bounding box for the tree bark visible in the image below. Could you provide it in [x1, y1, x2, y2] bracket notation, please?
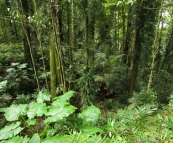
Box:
[19, 0, 40, 90]
[129, 5, 142, 95]
[50, 39, 57, 99]
[49, 0, 67, 94]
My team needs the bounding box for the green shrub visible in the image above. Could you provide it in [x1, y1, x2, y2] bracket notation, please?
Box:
[0, 43, 24, 67]
[128, 89, 158, 108]
[5, 63, 36, 96]
[79, 70, 98, 110]
[0, 91, 109, 143]
[0, 91, 76, 141]
[153, 70, 173, 103]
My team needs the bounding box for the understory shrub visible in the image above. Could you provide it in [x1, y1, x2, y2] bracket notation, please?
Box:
[0, 91, 111, 143]
[128, 89, 158, 108]
[79, 70, 98, 110]
[1, 90, 173, 143]
[4, 63, 36, 97]
[0, 43, 24, 68]
[153, 70, 173, 103]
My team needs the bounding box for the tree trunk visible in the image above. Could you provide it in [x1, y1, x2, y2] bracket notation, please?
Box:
[85, 0, 89, 71]
[122, 4, 126, 53]
[123, 6, 133, 66]
[50, 39, 57, 99]
[19, 0, 40, 90]
[147, 1, 163, 93]
[129, 0, 162, 95]
[49, 0, 67, 94]
[20, 0, 32, 66]
[129, 5, 142, 95]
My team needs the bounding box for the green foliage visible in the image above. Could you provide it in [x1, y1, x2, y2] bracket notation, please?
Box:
[0, 94, 12, 108]
[79, 70, 98, 110]
[0, 80, 7, 92]
[108, 54, 124, 68]
[40, 133, 121, 143]
[0, 80, 11, 108]
[45, 105, 76, 124]
[80, 126, 103, 136]
[128, 89, 158, 108]
[27, 102, 47, 119]
[0, 136, 29, 143]
[103, 0, 135, 9]
[4, 63, 35, 96]
[4, 104, 27, 121]
[95, 53, 129, 101]
[0, 91, 112, 143]
[78, 105, 101, 125]
[0, 44, 23, 67]
[104, 104, 173, 142]
[29, 133, 40, 143]
[0, 122, 23, 140]
[53, 90, 74, 105]
[14, 94, 32, 104]
[104, 99, 120, 110]
[37, 91, 51, 103]
[153, 70, 173, 103]
[0, 91, 76, 141]
[1, 90, 173, 142]
[168, 93, 173, 108]
[45, 91, 77, 124]
[0, 0, 172, 141]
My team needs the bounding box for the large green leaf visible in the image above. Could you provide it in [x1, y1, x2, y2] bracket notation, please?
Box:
[41, 135, 64, 143]
[4, 104, 28, 121]
[45, 105, 76, 124]
[52, 91, 75, 106]
[29, 133, 40, 143]
[80, 126, 103, 136]
[37, 91, 51, 103]
[78, 105, 101, 125]
[0, 136, 29, 143]
[0, 122, 23, 140]
[27, 119, 36, 126]
[27, 102, 47, 119]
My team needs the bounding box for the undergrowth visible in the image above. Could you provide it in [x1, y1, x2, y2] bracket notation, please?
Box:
[0, 90, 173, 142]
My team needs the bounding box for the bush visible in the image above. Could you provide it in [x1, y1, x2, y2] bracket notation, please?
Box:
[4, 63, 36, 97]
[79, 70, 98, 110]
[0, 91, 108, 143]
[128, 89, 158, 108]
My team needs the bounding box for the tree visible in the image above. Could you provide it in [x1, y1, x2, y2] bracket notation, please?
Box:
[49, 0, 67, 97]
[129, 0, 161, 95]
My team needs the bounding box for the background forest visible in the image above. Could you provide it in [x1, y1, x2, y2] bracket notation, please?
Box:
[0, 0, 173, 142]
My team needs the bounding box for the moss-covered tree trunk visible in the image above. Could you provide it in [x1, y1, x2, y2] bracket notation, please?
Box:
[129, 0, 161, 95]
[128, 4, 142, 95]
[49, 0, 67, 97]
[85, 0, 89, 71]
[49, 40, 57, 99]
[147, 1, 162, 93]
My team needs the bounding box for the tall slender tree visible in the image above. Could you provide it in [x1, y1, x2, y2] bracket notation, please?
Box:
[129, 0, 161, 95]
[49, 0, 67, 97]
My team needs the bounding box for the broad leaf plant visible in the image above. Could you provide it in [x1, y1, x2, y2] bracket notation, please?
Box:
[0, 91, 102, 143]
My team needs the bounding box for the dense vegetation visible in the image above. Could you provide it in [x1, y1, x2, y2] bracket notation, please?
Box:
[0, 0, 173, 142]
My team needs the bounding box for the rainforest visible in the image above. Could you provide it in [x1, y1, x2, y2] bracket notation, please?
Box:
[0, 0, 173, 142]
